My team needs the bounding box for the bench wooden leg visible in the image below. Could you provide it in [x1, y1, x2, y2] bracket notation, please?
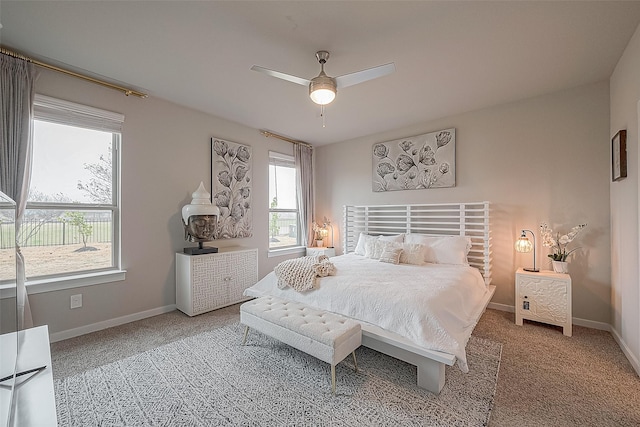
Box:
[242, 326, 249, 345]
[352, 351, 358, 372]
[331, 365, 336, 394]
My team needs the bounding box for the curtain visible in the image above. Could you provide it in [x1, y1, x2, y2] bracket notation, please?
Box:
[294, 144, 314, 248]
[1, 54, 37, 329]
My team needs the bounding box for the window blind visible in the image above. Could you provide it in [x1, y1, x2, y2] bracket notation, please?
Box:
[34, 94, 124, 133]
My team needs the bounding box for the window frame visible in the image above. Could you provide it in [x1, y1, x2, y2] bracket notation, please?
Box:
[21, 95, 125, 292]
[268, 151, 304, 255]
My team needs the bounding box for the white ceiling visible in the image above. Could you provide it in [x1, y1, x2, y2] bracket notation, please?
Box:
[2, 1, 640, 146]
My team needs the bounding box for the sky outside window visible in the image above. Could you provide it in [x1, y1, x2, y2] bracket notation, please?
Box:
[29, 120, 112, 203]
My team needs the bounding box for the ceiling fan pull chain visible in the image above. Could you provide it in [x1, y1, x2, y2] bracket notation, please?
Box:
[321, 105, 326, 128]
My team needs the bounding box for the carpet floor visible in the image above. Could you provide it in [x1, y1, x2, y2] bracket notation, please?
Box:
[54, 323, 501, 426]
[51, 306, 640, 426]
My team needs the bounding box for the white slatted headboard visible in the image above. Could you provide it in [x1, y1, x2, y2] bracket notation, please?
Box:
[343, 201, 492, 285]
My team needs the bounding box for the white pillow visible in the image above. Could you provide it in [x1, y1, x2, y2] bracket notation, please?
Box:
[354, 233, 379, 256]
[379, 233, 405, 243]
[399, 243, 426, 265]
[366, 240, 402, 260]
[364, 239, 378, 259]
[405, 234, 471, 265]
[379, 247, 403, 265]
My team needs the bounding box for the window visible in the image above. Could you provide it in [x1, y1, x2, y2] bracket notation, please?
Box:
[18, 95, 123, 280]
[268, 152, 300, 249]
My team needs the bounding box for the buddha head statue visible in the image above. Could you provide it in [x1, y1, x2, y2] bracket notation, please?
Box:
[181, 182, 220, 248]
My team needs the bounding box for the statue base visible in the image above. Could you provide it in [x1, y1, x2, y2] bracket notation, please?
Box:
[183, 246, 218, 255]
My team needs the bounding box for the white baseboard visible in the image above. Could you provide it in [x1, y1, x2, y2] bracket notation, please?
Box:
[49, 304, 177, 343]
[572, 317, 610, 331]
[487, 302, 514, 313]
[488, 302, 610, 331]
[610, 326, 640, 376]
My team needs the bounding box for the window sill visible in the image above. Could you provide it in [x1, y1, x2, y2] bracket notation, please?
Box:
[26, 269, 126, 295]
[267, 246, 306, 258]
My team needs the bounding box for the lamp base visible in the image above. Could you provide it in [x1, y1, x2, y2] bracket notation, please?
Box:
[523, 267, 540, 272]
[183, 246, 218, 255]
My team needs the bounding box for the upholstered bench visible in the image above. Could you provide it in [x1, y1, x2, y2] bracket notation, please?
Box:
[240, 296, 362, 394]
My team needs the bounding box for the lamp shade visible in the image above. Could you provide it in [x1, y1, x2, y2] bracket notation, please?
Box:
[515, 234, 533, 253]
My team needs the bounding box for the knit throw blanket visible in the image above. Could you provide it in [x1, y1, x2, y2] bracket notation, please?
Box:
[275, 255, 336, 292]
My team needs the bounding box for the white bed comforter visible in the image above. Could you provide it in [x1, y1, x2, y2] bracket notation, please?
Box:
[244, 254, 488, 372]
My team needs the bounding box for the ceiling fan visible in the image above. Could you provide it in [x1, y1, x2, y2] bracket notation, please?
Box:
[251, 51, 395, 106]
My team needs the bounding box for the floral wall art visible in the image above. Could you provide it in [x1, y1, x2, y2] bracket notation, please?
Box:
[372, 128, 455, 192]
[211, 137, 252, 239]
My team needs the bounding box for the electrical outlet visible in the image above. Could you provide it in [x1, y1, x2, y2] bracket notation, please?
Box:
[70, 294, 82, 309]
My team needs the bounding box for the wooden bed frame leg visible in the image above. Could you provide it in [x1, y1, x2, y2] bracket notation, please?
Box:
[416, 359, 445, 395]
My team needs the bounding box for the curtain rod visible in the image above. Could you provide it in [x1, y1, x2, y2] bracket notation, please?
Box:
[260, 130, 313, 149]
[1, 46, 147, 98]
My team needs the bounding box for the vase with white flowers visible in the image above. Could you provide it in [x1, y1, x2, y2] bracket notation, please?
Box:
[540, 222, 587, 273]
[312, 222, 326, 247]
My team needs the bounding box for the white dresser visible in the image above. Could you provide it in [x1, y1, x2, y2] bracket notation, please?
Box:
[1, 325, 57, 426]
[515, 268, 572, 336]
[176, 247, 258, 316]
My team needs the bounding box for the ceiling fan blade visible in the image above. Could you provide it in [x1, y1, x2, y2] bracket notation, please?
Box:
[250, 65, 311, 86]
[335, 62, 395, 89]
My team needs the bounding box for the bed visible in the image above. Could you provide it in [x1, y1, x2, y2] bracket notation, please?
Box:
[245, 202, 495, 394]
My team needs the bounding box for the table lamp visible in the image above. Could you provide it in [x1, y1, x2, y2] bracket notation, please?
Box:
[515, 229, 539, 272]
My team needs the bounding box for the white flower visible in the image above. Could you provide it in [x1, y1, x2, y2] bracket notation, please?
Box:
[539, 222, 587, 262]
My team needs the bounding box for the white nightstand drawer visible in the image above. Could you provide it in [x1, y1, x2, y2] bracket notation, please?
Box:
[515, 268, 572, 336]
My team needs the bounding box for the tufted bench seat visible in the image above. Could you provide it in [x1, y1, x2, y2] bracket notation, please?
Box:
[240, 296, 362, 394]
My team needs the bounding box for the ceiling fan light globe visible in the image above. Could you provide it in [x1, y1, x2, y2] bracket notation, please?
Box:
[310, 88, 336, 105]
[309, 75, 337, 105]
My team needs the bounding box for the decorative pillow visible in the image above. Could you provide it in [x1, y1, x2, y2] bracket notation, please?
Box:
[379, 247, 403, 264]
[399, 243, 427, 265]
[365, 240, 401, 260]
[378, 233, 405, 243]
[405, 234, 471, 265]
[364, 239, 378, 259]
[354, 233, 379, 256]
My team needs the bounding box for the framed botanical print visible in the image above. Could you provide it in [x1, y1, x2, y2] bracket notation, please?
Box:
[372, 128, 455, 192]
[211, 137, 252, 238]
[611, 130, 627, 182]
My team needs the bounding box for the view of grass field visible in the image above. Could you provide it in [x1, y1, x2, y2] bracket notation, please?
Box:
[0, 216, 114, 280]
[0, 242, 112, 281]
[0, 215, 299, 282]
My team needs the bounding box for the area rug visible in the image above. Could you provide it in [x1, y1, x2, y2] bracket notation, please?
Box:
[54, 323, 502, 426]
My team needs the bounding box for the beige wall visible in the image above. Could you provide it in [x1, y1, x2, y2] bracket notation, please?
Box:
[610, 22, 640, 371]
[21, 68, 617, 335]
[27, 69, 297, 335]
[315, 81, 611, 323]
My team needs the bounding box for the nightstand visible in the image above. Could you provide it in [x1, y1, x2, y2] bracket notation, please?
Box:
[306, 247, 336, 257]
[515, 268, 572, 337]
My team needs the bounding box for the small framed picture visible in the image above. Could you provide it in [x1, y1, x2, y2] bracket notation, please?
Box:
[612, 130, 627, 182]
